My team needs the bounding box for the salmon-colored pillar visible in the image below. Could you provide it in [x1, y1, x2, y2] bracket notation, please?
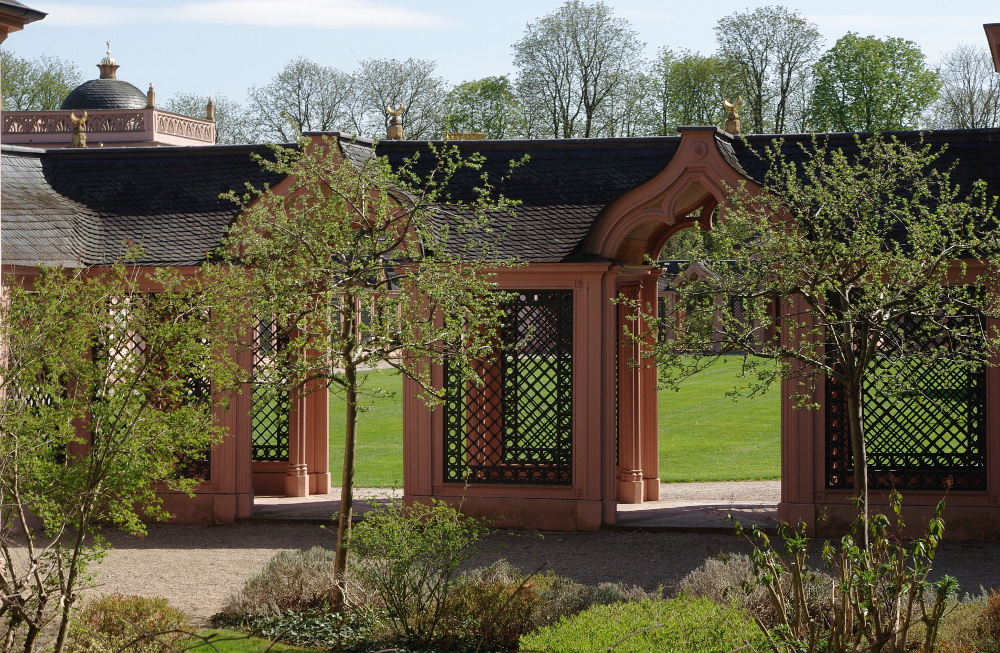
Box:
[616, 280, 644, 503]
[639, 269, 660, 501]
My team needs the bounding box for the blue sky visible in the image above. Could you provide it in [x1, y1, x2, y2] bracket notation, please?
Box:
[4, 0, 999, 105]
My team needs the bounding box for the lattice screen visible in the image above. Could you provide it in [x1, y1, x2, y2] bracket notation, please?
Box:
[825, 313, 986, 491]
[93, 297, 213, 481]
[251, 319, 290, 461]
[444, 290, 573, 484]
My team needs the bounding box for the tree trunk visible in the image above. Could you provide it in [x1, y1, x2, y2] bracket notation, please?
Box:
[846, 386, 870, 549]
[330, 361, 358, 612]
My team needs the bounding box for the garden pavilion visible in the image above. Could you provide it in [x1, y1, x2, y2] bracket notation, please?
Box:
[4, 22, 1000, 538]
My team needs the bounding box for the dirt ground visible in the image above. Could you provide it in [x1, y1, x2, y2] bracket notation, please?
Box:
[80, 482, 1000, 625]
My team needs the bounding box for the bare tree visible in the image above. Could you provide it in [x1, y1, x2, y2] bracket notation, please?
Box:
[349, 57, 446, 140]
[931, 44, 1000, 129]
[245, 57, 353, 142]
[513, 0, 644, 138]
[161, 92, 253, 144]
[714, 5, 822, 134]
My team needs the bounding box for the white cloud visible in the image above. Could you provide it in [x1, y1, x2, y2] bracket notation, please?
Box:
[39, 0, 452, 29]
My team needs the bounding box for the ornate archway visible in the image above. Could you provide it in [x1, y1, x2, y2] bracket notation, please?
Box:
[584, 127, 759, 505]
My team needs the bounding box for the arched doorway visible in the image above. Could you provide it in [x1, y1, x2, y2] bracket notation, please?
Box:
[584, 127, 760, 510]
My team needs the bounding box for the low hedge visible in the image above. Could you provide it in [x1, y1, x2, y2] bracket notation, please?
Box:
[519, 596, 765, 653]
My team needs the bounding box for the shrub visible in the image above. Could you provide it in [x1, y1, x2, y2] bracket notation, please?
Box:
[348, 500, 483, 648]
[220, 547, 337, 615]
[933, 590, 1000, 653]
[67, 594, 190, 653]
[520, 596, 765, 653]
[679, 553, 834, 627]
[738, 492, 958, 652]
[444, 571, 544, 651]
[534, 576, 661, 627]
[211, 609, 374, 650]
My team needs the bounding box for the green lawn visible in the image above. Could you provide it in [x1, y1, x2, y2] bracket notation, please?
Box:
[329, 362, 781, 487]
[329, 370, 406, 488]
[658, 359, 780, 482]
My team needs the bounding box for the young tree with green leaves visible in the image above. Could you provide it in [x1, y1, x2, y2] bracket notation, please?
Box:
[650, 48, 731, 135]
[637, 136, 1000, 545]
[441, 76, 522, 139]
[220, 136, 519, 608]
[809, 33, 941, 132]
[0, 50, 82, 111]
[0, 263, 245, 652]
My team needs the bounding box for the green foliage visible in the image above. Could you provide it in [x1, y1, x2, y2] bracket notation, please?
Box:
[650, 48, 731, 134]
[809, 33, 941, 131]
[520, 596, 765, 653]
[66, 594, 190, 653]
[184, 629, 326, 652]
[0, 50, 82, 111]
[347, 500, 483, 647]
[738, 491, 957, 652]
[441, 76, 522, 139]
[0, 263, 244, 652]
[211, 610, 372, 650]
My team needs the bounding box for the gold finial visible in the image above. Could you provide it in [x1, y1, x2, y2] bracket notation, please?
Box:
[723, 97, 743, 135]
[386, 104, 405, 140]
[146, 83, 155, 109]
[206, 97, 216, 121]
[98, 41, 120, 79]
[69, 111, 88, 148]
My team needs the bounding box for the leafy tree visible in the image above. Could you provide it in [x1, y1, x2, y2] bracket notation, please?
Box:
[809, 33, 940, 132]
[0, 262, 245, 652]
[161, 92, 253, 144]
[637, 136, 1000, 544]
[1, 50, 82, 110]
[931, 44, 1000, 129]
[220, 136, 519, 608]
[349, 57, 446, 140]
[714, 5, 822, 134]
[441, 75, 522, 139]
[245, 57, 353, 142]
[512, 0, 644, 138]
[650, 48, 731, 135]
[591, 69, 652, 137]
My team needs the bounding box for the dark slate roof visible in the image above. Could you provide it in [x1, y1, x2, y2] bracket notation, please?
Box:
[0, 0, 46, 22]
[731, 129, 1000, 199]
[364, 135, 683, 262]
[61, 78, 148, 111]
[1, 144, 283, 267]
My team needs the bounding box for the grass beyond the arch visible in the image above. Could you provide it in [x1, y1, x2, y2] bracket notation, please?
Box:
[330, 361, 780, 488]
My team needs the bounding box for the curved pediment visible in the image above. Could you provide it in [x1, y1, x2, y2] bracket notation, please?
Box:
[584, 127, 759, 264]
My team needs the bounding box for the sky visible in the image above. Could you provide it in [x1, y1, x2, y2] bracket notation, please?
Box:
[3, 0, 999, 106]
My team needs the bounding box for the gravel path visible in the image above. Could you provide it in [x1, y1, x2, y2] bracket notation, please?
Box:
[81, 482, 1000, 625]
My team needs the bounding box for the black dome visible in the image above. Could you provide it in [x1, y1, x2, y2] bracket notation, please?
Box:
[60, 78, 147, 111]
